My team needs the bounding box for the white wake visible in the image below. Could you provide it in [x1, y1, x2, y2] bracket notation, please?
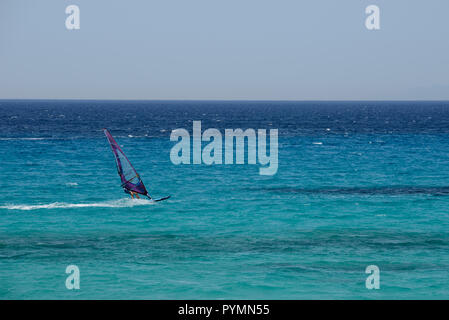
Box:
[0, 199, 155, 211]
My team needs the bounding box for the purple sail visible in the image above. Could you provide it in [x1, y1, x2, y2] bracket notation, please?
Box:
[103, 129, 149, 196]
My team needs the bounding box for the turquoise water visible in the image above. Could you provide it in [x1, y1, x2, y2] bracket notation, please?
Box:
[1, 100, 449, 299]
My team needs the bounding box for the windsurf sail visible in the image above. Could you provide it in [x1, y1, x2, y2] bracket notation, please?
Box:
[103, 129, 150, 198]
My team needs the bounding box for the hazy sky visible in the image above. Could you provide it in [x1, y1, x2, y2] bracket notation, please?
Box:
[0, 0, 448, 100]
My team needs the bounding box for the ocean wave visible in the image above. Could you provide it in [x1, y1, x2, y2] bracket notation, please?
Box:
[65, 182, 78, 187]
[114, 135, 158, 138]
[260, 186, 449, 196]
[0, 137, 48, 141]
[0, 199, 155, 211]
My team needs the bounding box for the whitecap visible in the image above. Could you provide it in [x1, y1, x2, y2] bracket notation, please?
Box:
[65, 182, 78, 187]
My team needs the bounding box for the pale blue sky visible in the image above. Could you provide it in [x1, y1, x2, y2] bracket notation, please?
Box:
[0, 0, 448, 100]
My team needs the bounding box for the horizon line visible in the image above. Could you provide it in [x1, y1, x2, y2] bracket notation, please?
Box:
[1, 98, 449, 102]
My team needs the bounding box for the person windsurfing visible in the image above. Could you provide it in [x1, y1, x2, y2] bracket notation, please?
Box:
[103, 128, 171, 202]
[123, 188, 140, 199]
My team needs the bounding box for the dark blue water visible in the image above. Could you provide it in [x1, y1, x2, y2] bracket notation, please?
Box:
[1, 100, 449, 299]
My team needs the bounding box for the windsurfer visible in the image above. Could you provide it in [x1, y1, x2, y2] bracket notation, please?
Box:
[124, 188, 140, 199]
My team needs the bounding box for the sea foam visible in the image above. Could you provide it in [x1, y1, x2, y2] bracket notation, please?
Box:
[0, 199, 154, 211]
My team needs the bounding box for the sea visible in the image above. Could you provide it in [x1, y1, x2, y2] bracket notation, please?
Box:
[1, 100, 449, 299]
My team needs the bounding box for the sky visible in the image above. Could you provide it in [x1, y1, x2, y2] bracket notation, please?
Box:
[0, 0, 448, 100]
